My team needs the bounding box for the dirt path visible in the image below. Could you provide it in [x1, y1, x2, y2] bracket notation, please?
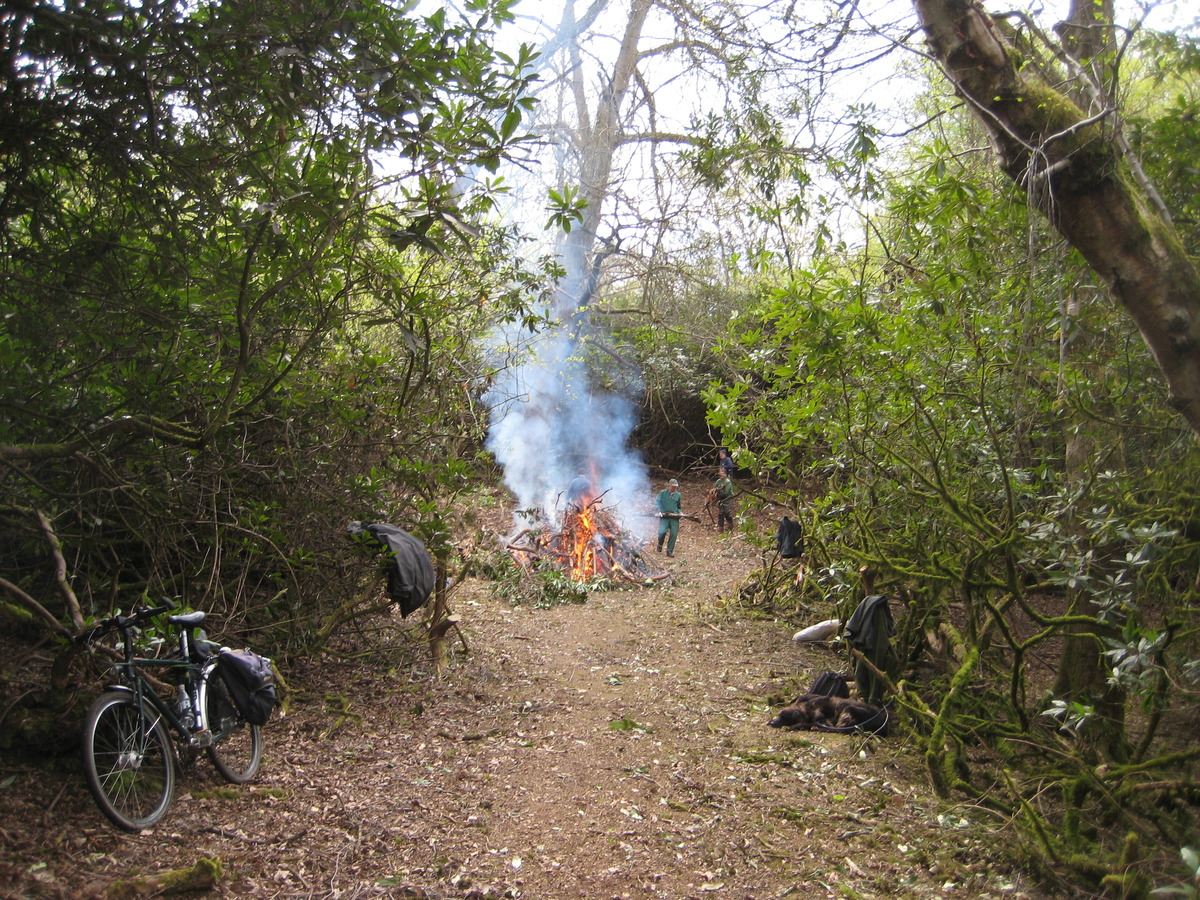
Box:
[0, 490, 1052, 900]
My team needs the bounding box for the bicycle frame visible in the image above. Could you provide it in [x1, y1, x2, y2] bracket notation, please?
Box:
[99, 607, 222, 748]
[106, 660, 221, 748]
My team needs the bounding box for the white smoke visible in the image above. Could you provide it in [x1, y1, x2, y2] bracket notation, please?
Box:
[484, 311, 649, 537]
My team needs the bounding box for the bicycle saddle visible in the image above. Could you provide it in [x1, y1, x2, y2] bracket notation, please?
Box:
[168, 611, 206, 627]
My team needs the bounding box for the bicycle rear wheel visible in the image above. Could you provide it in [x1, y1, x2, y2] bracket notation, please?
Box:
[206, 676, 263, 783]
[82, 691, 175, 832]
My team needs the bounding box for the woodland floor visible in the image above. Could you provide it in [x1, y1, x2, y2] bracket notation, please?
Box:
[0, 478, 1059, 900]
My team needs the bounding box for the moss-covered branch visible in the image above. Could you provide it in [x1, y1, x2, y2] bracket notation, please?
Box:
[912, 0, 1200, 435]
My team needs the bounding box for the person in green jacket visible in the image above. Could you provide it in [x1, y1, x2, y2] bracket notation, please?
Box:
[655, 479, 683, 557]
[713, 469, 736, 533]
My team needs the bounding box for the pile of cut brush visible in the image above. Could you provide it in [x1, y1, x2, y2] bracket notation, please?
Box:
[505, 500, 667, 584]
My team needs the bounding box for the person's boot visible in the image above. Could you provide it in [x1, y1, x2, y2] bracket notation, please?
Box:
[656, 538, 663, 553]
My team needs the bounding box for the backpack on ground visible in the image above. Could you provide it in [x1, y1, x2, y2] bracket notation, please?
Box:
[217, 648, 278, 726]
[804, 669, 892, 735]
[807, 670, 850, 698]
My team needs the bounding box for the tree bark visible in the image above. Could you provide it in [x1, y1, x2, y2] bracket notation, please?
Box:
[1056, 0, 1114, 73]
[1056, 274, 1130, 755]
[553, 0, 652, 316]
[35, 510, 86, 630]
[912, 0, 1200, 437]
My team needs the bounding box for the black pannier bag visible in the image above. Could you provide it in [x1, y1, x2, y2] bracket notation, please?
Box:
[217, 648, 277, 726]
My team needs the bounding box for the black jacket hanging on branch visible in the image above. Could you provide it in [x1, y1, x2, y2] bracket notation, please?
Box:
[843, 594, 896, 706]
[776, 516, 804, 558]
[365, 523, 435, 617]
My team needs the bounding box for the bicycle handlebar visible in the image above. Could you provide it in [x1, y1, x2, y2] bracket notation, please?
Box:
[75, 598, 179, 646]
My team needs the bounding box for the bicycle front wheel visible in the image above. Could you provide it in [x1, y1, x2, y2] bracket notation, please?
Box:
[206, 677, 263, 783]
[82, 691, 176, 832]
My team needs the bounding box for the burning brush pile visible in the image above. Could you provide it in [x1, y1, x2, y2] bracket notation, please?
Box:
[505, 498, 668, 585]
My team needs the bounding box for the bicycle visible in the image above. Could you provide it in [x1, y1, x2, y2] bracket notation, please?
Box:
[75, 599, 264, 831]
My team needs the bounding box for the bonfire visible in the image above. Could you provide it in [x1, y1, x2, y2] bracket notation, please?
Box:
[505, 496, 667, 583]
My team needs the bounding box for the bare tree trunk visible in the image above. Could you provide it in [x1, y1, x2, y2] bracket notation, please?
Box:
[1056, 0, 1114, 73]
[912, 0, 1200, 437]
[1054, 277, 1125, 750]
[554, 0, 652, 315]
[427, 555, 452, 673]
[1056, 276, 1128, 754]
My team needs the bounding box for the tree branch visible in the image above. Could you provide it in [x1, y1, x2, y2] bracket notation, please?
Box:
[0, 577, 69, 635]
[0, 415, 201, 462]
[34, 511, 85, 630]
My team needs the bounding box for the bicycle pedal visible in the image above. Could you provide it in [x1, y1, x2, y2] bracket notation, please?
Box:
[191, 730, 213, 748]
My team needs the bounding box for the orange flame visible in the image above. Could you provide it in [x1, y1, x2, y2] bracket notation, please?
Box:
[568, 505, 600, 580]
[506, 496, 654, 584]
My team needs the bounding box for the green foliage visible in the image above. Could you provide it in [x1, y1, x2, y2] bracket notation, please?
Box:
[601, 275, 765, 468]
[682, 88, 885, 267]
[702, 94, 1200, 890]
[0, 0, 545, 653]
[488, 556, 611, 609]
[1127, 32, 1200, 257]
[545, 185, 589, 233]
[608, 713, 653, 733]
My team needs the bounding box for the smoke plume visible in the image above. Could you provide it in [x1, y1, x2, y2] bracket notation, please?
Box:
[484, 308, 649, 536]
